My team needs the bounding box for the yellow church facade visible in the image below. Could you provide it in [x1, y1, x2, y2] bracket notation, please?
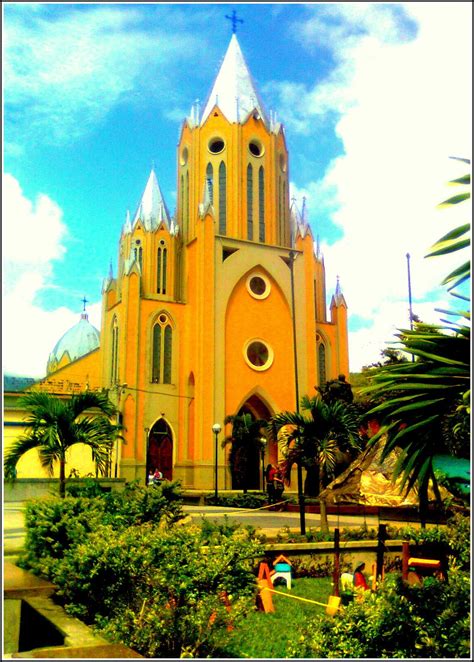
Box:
[5, 35, 349, 490]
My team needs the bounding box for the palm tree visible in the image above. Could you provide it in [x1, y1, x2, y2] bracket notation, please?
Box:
[270, 395, 361, 532]
[362, 160, 470, 522]
[223, 412, 267, 493]
[4, 391, 121, 498]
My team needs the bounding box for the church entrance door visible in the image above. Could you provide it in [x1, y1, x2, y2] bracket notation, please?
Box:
[230, 396, 273, 491]
[147, 419, 173, 481]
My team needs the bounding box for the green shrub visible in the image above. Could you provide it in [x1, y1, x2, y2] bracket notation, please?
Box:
[65, 477, 109, 498]
[18, 481, 184, 578]
[55, 524, 263, 657]
[287, 562, 470, 658]
[204, 492, 268, 509]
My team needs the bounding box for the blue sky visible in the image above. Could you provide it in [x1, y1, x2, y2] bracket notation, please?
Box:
[3, 2, 471, 377]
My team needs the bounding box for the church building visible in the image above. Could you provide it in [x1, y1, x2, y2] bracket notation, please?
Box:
[6, 33, 349, 489]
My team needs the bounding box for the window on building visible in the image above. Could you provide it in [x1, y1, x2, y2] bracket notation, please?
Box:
[185, 170, 189, 226]
[111, 317, 119, 385]
[206, 163, 214, 204]
[318, 343, 327, 386]
[157, 244, 167, 294]
[258, 166, 265, 242]
[247, 164, 253, 240]
[152, 314, 173, 384]
[219, 161, 226, 234]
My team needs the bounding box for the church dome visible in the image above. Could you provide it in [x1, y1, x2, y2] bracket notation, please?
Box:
[47, 312, 100, 374]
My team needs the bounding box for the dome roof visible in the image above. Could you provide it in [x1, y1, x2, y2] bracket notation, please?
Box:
[47, 313, 100, 374]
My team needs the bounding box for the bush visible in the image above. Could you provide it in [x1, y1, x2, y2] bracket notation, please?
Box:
[287, 562, 470, 658]
[18, 481, 185, 578]
[56, 524, 263, 657]
[204, 492, 268, 509]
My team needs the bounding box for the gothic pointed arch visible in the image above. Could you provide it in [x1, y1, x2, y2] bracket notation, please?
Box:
[146, 417, 173, 481]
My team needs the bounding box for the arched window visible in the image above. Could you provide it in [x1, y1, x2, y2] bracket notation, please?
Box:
[219, 161, 226, 234]
[157, 243, 167, 294]
[318, 343, 327, 386]
[206, 163, 214, 204]
[110, 317, 119, 385]
[133, 246, 143, 270]
[258, 166, 265, 242]
[180, 174, 184, 224]
[152, 314, 173, 384]
[247, 164, 253, 240]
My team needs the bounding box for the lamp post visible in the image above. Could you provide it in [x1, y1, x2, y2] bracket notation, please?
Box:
[288, 249, 306, 535]
[212, 423, 221, 501]
[260, 437, 267, 492]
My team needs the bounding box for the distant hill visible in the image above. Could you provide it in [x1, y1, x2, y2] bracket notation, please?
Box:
[4, 375, 37, 392]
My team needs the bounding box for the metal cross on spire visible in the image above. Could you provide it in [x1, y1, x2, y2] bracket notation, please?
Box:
[81, 296, 89, 312]
[225, 9, 243, 34]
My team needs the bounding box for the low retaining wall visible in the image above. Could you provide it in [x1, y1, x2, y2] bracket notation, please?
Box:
[4, 478, 126, 502]
[264, 539, 405, 575]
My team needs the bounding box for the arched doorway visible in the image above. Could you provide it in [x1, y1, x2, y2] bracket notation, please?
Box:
[147, 419, 173, 481]
[229, 395, 273, 491]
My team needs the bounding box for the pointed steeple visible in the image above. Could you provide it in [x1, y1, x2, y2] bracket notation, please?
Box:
[133, 168, 171, 231]
[123, 209, 132, 235]
[200, 34, 268, 126]
[331, 276, 347, 308]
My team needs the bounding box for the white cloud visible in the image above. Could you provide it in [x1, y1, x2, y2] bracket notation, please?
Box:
[2, 174, 101, 377]
[4, 5, 199, 151]
[285, 3, 471, 371]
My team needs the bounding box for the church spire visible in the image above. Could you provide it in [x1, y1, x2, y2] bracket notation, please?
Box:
[133, 168, 171, 231]
[200, 34, 268, 126]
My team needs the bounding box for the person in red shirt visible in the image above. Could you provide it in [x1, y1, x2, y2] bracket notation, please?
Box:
[353, 562, 369, 590]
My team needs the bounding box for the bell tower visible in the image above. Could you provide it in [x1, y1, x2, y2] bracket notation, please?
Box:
[176, 34, 291, 250]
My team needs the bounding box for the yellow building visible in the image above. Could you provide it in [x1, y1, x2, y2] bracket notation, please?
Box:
[6, 35, 349, 489]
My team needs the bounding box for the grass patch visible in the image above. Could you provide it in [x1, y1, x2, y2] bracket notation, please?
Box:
[218, 576, 333, 658]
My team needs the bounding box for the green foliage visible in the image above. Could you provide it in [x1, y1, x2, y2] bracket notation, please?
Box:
[361, 162, 470, 510]
[399, 511, 470, 570]
[204, 491, 268, 509]
[57, 524, 262, 657]
[18, 481, 184, 578]
[287, 563, 470, 658]
[65, 477, 110, 497]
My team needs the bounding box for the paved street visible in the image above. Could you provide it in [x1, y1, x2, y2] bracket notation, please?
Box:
[183, 504, 382, 537]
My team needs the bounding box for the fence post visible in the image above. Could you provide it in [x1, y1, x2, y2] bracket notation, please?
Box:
[402, 540, 410, 581]
[333, 527, 340, 597]
[376, 523, 387, 581]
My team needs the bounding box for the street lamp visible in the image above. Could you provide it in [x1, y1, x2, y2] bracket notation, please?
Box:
[212, 423, 222, 501]
[288, 249, 306, 535]
[260, 437, 267, 492]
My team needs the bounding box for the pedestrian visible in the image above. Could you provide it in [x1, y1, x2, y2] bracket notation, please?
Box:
[265, 464, 276, 504]
[147, 469, 155, 487]
[273, 467, 285, 509]
[153, 468, 163, 484]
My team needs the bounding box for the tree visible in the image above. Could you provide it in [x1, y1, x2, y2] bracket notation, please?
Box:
[270, 395, 361, 531]
[362, 160, 470, 521]
[316, 373, 354, 404]
[223, 412, 267, 493]
[4, 391, 121, 498]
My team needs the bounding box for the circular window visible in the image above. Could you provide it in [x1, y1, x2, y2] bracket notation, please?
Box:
[180, 147, 189, 166]
[246, 272, 271, 300]
[249, 140, 264, 157]
[244, 339, 274, 371]
[279, 154, 286, 172]
[208, 137, 225, 154]
[159, 314, 167, 324]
